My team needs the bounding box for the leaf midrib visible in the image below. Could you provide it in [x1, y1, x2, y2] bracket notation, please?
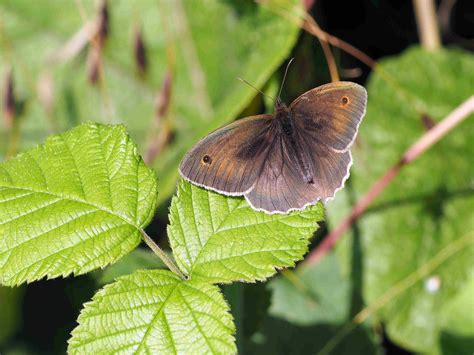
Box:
[0, 184, 141, 230]
[188, 199, 312, 274]
[133, 282, 180, 354]
[178, 287, 217, 354]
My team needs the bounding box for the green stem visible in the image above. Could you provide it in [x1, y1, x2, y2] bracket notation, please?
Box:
[140, 229, 186, 280]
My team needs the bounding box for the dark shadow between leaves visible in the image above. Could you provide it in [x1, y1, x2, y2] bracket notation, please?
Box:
[245, 316, 376, 355]
[439, 331, 474, 355]
[344, 178, 365, 317]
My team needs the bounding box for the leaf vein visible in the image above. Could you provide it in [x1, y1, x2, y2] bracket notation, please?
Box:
[177, 287, 217, 354]
[8, 223, 130, 282]
[58, 134, 87, 199]
[133, 282, 180, 354]
[0, 186, 138, 228]
[1, 208, 98, 255]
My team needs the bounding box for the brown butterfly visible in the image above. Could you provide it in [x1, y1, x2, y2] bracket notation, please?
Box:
[179, 80, 367, 214]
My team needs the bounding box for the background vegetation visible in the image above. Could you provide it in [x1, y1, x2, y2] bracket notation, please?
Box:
[0, 0, 473, 354]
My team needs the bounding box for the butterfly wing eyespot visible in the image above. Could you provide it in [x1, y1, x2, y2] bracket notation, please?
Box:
[201, 155, 212, 164]
[341, 96, 349, 105]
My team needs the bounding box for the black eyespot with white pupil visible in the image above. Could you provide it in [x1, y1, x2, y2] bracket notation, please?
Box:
[202, 155, 212, 164]
[341, 96, 349, 105]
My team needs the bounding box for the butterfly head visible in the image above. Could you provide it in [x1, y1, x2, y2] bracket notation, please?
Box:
[274, 58, 294, 117]
[275, 97, 290, 115]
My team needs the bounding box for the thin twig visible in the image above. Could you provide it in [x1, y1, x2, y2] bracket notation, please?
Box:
[413, 0, 441, 50]
[257, 1, 427, 116]
[49, 20, 97, 64]
[302, 14, 376, 69]
[259, 0, 349, 81]
[317, 37, 339, 82]
[140, 229, 186, 279]
[259, 0, 424, 113]
[306, 96, 474, 265]
[302, 0, 316, 11]
[300, 12, 339, 81]
[317, 321, 356, 355]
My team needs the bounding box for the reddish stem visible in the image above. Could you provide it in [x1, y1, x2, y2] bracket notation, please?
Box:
[144, 70, 173, 165]
[306, 96, 474, 265]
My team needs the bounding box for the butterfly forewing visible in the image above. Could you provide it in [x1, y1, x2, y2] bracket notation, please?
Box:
[291, 82, 367, 152]
[179, 114, 273, 195]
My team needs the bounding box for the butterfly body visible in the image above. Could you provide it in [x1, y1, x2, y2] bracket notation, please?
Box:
[179, 81, 367, 214]
[273, 99, 315, 184]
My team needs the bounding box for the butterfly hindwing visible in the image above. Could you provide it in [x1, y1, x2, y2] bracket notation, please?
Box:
[244, 135, 321, 213]
[309, 142, 352, 200]
[244, 131, 353, 213]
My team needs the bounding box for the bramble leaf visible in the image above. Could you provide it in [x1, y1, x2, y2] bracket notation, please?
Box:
[168, 181, 324, 283]
[0, 123, 158, 286]
[68, 270, 236, 354]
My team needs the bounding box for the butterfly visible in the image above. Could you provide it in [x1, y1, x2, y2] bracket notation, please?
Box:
[179, 80, 367, 214]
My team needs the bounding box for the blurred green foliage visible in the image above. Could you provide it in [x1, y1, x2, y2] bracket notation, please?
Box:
[0, 0, 301, 204]
[269, 254, 350, 326]
[1, 0, 473, 354]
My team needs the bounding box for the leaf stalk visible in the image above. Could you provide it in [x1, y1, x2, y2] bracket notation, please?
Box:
[140, 229, 186, 279]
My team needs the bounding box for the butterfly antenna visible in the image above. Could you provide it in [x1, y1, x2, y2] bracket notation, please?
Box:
[237, 77, 275, 101]
[277, 57, 294, 99]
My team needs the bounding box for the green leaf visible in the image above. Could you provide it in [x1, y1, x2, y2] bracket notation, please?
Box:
[269, 253, 350, 326]
[327, 46, 474, 353]
[68, 269, 236, 354]
[0, 123, 158, 286]
[0, 0, 302, 204]
[168, 180, 324, 283]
